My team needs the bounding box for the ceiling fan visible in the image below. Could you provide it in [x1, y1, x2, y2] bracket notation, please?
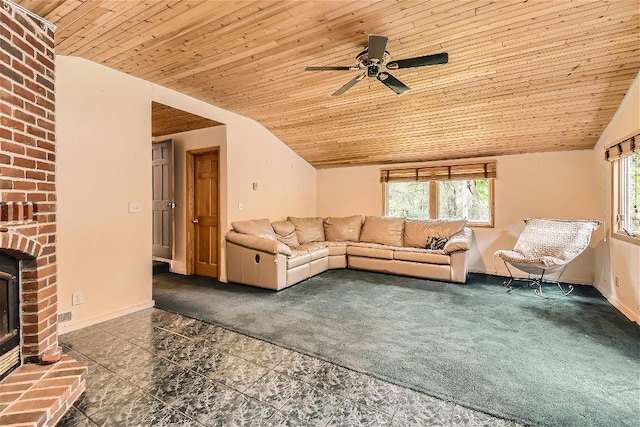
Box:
[305, 34, 448, 96]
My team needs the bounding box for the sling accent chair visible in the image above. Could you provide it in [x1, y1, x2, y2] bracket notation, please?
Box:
[494, 218, 601, 297]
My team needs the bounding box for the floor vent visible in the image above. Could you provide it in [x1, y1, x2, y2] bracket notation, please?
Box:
[58, 311, 72, 323]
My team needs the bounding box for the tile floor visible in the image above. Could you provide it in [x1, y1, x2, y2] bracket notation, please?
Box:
[56, 308, 521, 427]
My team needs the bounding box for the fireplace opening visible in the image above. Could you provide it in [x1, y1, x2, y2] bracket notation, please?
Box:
[0, 251, 21, 381]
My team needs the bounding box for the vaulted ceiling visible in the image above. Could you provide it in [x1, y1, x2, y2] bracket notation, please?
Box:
[151, 102, 222, 137]
[16, 0, 640, 168]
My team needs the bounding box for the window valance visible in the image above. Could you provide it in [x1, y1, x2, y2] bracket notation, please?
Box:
[605, 133, 639, 161]
[380, 160, 496, 183]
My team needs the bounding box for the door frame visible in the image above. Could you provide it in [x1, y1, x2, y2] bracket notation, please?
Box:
[185, 147, 221, 276]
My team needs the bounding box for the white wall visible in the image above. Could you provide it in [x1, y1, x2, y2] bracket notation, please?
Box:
[591, 73, 640, 323]
[57, 56, 153, 332]
[152, 126, 227, 275]
[57, 56, 316, 331]
[225, 122, 317, 222]
[317, 150, 601, 284]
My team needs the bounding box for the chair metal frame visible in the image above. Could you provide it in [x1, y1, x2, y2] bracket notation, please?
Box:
[500, 261, 573, 298]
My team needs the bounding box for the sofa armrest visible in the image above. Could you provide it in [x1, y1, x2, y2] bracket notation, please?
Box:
[226, 231, 292, 256]
[443, 228, 473, 254]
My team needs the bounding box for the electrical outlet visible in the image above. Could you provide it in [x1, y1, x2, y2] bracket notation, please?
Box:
[72, 292, 83, 306]
[614, 277, 619, 288]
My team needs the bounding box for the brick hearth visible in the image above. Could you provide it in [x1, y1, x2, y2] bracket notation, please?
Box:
[0, 354, 86, 426]
[1, 1, 86, 424]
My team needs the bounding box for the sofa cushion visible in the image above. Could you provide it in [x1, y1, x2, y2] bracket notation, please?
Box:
[288, 250, 311, 269]
[359, 216, 405, 246]
[323, 216, 363, 242]
[393, 249, 450, 265]
[404, 219, 467, 248]
[272, 220, 295, 236]
[347, 245, 394, 260]
[232, 219, 277, 240]
[271, 220, 300, 247]
[324, 241, 348, 256]
[298, 243, 330, 260]
[288, 217, 325, 244]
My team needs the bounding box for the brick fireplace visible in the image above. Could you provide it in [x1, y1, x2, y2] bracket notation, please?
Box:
[1, 1, 86, 425]
[1, 0, 58, 368]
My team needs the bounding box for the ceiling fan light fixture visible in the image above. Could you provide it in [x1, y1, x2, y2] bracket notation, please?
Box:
[305, 34, 448, 96]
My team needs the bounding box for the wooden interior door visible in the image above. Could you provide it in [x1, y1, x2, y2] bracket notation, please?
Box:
[152, 140, 174, 259]
[193, 150, 219, 277]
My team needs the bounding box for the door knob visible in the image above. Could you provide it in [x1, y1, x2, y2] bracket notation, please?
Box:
[165, 203, 177, 208]
[192, 218, 199, 224]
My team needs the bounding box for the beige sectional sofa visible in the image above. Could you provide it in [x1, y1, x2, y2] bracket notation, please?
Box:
[225, 215, 473, 291]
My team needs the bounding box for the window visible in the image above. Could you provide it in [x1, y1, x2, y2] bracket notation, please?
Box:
[606, 134, 640, 243]
[382, 161, 495, 227]
[618, 152, 640, 236]
[386, 181, 430, 219]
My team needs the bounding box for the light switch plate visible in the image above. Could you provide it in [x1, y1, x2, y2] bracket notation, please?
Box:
[128, 202, 142, 213]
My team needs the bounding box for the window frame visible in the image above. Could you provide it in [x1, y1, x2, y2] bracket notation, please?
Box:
[383, 176, 495, 228]
[612, 153, 640, 245]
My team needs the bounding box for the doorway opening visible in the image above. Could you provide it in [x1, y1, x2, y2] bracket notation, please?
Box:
[151, 102, 224, 277]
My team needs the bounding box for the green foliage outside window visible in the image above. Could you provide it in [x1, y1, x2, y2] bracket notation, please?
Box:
[626, 153, 640, 234]
[387, 182, 430, 218]
[386, 179, 492, 223]
[438, 179, 490, 221]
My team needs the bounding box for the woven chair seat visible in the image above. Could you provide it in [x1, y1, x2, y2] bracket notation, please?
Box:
[493, 250, 566, 268]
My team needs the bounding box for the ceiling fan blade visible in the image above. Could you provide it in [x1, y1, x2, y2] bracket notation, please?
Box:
[377, 72, 410, 95]
[305, 66, 355, 71]
[386, 52, 448, 70]
[367, 34, 388, 63]
[332, 72, 366, 96]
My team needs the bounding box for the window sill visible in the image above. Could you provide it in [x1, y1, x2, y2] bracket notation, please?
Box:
[612, 231, 640, 246]
[469, 222, 494, 229]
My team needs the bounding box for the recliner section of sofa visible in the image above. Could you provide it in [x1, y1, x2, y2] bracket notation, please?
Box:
[225, 215, 474, 291]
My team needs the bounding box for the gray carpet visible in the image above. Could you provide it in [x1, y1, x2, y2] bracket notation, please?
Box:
[153, 270, 640, 427]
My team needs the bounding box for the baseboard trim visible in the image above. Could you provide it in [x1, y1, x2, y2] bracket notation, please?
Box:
[593, 284, 640, 325]
[58, 300, 155, 335]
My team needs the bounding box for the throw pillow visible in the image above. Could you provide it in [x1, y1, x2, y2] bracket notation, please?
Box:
[288, 217, 325, 244]
[323, 215, 363, 242]
[425, 236, 448, 250]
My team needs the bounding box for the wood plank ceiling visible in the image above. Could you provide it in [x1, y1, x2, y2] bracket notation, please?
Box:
[152, 102, 222, 137]
[17, 0, 640, 168]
